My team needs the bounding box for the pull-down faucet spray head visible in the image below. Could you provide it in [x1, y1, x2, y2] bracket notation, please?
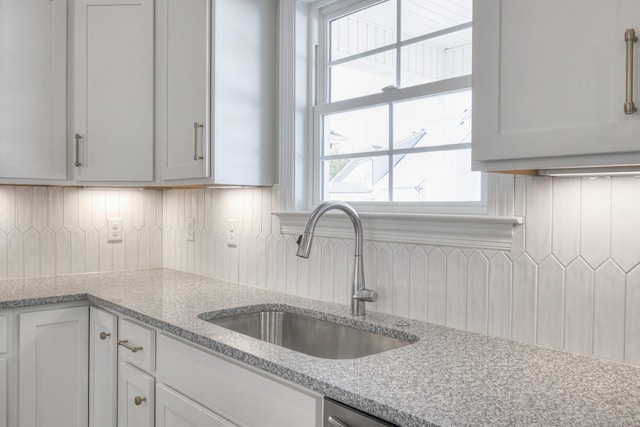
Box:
[296, 201, 377, 316]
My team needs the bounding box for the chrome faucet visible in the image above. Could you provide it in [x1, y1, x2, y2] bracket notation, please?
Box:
[296, 201, 378, 316]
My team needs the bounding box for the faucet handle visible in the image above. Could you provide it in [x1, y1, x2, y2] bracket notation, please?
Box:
[354, 288, 378, 302]
[296, 234, 303, 246]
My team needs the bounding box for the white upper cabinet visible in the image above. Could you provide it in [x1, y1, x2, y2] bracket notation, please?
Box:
[156, 0, 209, 180]
[157, 0, 276, 185]
[473, 0, 640, 171]
[0, 0, 67, 181]
[72, 0, 154, 182]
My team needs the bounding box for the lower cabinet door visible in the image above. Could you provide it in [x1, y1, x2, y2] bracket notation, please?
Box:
[89, 307, 118, 427]
[118, 362, 154, 427]
[156, 384, 237, 427]
[0, 358, 6, 427]
[19, 306, 89, 427]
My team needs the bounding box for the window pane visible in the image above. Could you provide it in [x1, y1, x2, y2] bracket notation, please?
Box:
[401, 0, 472, 41]
[400, 28, 471, 87]
[392, 150, 480, 202]
[323, 157, 390, 202]
[330, 0, 397, 61]
[393, 89, 471, 149]
[330, 51, 397, 102]
[323, 106, 389, 156]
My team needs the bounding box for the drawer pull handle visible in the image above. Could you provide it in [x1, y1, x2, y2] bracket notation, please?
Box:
[194, 122, 204, 160]
[99, 332, 111, 340]
[134, 396, 146, 406]
[328, 416, 349, 427]
[625, 28, 638, 114]
[118, 339, 143, 353]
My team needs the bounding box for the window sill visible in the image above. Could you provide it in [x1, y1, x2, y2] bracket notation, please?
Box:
[272, 211, 523, 251]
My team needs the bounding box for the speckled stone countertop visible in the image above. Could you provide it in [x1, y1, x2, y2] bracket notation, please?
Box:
[2, 268, 640, 426]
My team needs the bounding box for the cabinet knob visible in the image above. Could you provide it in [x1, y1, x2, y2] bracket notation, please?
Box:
[99, 332, 111, 340]
[134, 396, 147, 406]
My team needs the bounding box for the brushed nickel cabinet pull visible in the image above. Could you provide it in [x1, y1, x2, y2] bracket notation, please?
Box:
[625, 28, 638, 114]
[117, 339, 143, 353]
[74, 133, 82, 167]
[99, 332, 111, 340]
[327, 416, 349, 427]
[194, 122, 204, 160]
[134, 396, 146, 406]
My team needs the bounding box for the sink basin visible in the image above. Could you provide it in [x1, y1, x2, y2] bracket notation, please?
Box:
[200, 307, 415, 359]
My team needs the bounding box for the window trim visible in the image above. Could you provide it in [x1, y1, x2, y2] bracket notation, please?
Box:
[273, 0, 522, 251]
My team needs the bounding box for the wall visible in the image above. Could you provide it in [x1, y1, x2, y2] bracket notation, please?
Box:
[163, 176, 640, 367]
[0, 186, 162, 278]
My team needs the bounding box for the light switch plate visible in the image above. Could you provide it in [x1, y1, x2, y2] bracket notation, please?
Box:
[186, 217, 195, 241]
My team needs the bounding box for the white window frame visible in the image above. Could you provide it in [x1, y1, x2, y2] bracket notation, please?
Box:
[272, 0, 522, 251]
[314, 0, 480, 213]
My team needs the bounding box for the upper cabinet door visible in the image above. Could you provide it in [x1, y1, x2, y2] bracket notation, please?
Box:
[157, 0, 276, 186]
[473, 0, 640, 171]
[157, 0, 210, 180]
[0, 0, 67, 180]
[73, 0, 154, 182]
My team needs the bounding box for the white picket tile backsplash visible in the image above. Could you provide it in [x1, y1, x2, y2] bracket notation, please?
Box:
[157, 176, 640, 367]
[0, 186, 162, 279]
[581, 177, 612, 269]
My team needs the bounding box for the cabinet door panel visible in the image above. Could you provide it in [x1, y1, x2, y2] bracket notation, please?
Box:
[0, 0, 66, 180]
[473, 0, 640, 167]
[89, 307, 117, 427]
[156, 384, 238, 427]
[73, 0, 154, 182]
[0, 358, 6, 427]
[118, 363, 154, 427]
[158, 0, 210, 180]
[19, 307, 89, 427]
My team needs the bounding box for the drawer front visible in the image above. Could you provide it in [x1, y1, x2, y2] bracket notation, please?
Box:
[119, 319, 155, 372]
[157, 334, 321, 427]
[118, 362, 155, 427]
[0, 315, 7, 354]
[156, 384, 238, 427]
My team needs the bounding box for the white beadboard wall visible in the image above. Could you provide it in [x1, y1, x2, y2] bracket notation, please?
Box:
[163, 176, 640, 367]
[0, 186, 162, 278]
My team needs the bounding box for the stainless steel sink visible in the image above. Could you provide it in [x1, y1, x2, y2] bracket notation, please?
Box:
[201, 309, 414, 359]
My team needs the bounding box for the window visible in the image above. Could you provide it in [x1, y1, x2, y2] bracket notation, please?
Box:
[314, 0, 480, 211]
[272, 0, 520, 251]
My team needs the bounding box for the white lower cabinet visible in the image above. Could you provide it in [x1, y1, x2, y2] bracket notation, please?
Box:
[156, 334, 322, 427]
[18, 306, 89, 427]
[2, 305, 321, 427]
[156, 384, 237, 427]
[118, 362, 155, 427]
[0, 358, 7, 427]
[0, 313, 8, 427]
[89, 307, 118, 427]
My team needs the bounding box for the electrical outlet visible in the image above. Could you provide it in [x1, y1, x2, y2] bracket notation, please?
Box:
[186, 217, 195, 241]
[227, 218, 237, 248]
[107, 218, 123, 242]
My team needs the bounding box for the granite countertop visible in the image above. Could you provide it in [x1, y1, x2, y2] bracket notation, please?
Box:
[1, 268, 639, 426]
